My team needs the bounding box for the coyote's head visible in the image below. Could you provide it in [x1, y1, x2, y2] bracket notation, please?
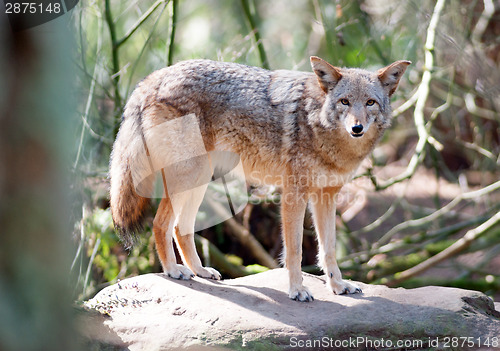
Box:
[310, 57, 410, 138]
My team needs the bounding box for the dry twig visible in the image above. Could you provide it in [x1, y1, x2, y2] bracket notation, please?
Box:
[388, 211, 500, 285]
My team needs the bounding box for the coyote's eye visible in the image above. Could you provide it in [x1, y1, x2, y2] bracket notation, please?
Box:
[366, 99, 376, 106]
[340, 98, 349, 106]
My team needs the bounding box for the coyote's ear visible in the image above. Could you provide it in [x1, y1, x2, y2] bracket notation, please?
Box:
[310, 56, 342, 93]
[377, 60, 411, 96]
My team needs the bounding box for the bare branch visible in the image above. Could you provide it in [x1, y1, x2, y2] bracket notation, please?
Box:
[167, 0, 177, 66]
[74, 16, 104, 170]
[240, 0, 270, 69]
[471, 0, 495, 44]
[392, 89, 418, 118]
[206, 198, 278, 269]
[104, 0, 123, 131]
[388, 211, 500, 285]
[115, 0, 166, 49]
[194, 234, 250, 278]
[372, 0, 446, 191]
[375, 179, 500, 248]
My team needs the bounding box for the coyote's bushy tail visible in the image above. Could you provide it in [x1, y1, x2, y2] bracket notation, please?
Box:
[109, 91, 153, 248]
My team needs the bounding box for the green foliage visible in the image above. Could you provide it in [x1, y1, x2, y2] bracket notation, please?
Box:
[371, 252, 430, 282]
[425, 240, 455, 256]
[400, 276, 500, 296]
[85, 209, 120, 282]
[78, 208, 155, 298]
[244, 264, 269, 275]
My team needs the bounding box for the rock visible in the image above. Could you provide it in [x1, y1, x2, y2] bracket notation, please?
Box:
[82, 269, 500, 350]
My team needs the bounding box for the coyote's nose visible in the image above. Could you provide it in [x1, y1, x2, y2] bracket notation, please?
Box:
[351, 124, 364, 136]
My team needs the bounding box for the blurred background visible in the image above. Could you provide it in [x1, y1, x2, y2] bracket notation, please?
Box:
[1, 1, 499, 348]
[0, 0, 493, 313]
[71, 0, 500, 303]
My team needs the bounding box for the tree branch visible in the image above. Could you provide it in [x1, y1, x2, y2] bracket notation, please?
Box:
[194, 234, 250, 278]
[374, 179, 500, 248]
[206, 198, 278, 269]
[240, 0, 270, 69]
[388, 211, 500, 285]
[104, 0, 123, 136]
[373, 0, 446, 191]
[115, 0, 166, 49]
[167, 0, 177, 66]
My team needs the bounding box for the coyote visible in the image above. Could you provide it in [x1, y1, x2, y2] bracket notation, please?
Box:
[110, 56, 410, 301]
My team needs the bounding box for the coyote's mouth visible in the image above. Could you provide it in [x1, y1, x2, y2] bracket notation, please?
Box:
[350, 132, 364, 138]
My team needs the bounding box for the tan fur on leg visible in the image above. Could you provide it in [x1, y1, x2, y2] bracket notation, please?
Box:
[153, 198, 194, 280]
[174, 229, 221, 280]
[281, 186, 313, 302]
[310, 187, 361, 294]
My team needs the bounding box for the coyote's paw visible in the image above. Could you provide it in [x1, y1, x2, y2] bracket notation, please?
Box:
[193, 266, 221, 280]
[330, 279, 362, 295]
[289, 286, 314, 302]
[165, 264, 195, 280]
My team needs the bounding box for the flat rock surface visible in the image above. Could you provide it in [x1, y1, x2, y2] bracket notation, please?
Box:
[82, 269, 500, 350]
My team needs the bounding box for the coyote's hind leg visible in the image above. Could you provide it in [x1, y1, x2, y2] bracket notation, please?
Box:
[173, 183, 221, 280]
[153, 197, 194, 280]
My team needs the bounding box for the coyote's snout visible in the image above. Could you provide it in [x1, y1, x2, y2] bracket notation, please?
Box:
[110, 56, 410, 302]
[345, 106, 368, 138]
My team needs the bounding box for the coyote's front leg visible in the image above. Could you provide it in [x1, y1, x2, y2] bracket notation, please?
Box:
[281, 186, 313, 302]
[310, 187, 362, 295]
